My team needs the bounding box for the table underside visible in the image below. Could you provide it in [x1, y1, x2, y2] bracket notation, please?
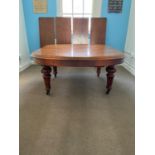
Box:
[40, 64, 117, 95]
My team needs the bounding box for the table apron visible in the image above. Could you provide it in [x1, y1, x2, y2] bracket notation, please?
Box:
[34, 58, 123, 67]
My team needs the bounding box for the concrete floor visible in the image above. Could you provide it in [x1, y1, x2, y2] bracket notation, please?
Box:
[20, 65, 135, 155]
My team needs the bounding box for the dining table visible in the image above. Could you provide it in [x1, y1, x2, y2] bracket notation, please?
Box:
[32, 44, 124, 95]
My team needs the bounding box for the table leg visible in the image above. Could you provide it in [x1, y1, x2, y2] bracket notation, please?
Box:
[106, 65, 116, 94]
[97, 67, 101, 77]
[41, 66, 52, 95]
[53, 66, 57, 78]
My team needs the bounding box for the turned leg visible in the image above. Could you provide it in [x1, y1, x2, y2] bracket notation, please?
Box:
[106, 65, 116, 94]
[53, 66, 57, 78]
[41, 66, 52, 95]
[97, 67, 101, 77]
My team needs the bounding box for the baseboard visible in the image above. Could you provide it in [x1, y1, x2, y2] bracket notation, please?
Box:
[31, 60, 36, 65]
[19, 61, 31, 72]
[20, 59, 135, 76]
[121, 63, 135, 76]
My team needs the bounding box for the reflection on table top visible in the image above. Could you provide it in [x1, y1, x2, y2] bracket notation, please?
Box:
[32, 44, 124, 60]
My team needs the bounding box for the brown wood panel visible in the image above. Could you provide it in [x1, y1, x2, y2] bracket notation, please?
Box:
[55, 17, 71, 44]
[39, 17, 55, 47]
[34, 58, 123, 67]
[73, 18, 88, 44]
[90, 18, 107, 44]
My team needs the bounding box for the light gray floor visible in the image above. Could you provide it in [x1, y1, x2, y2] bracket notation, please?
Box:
[20, 65, 135, 155]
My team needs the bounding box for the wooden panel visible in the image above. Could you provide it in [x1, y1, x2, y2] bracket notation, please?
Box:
[73, 18, 88, 44]
[34, 58, 123, 67]
[39, 17, 55, 47]
[55, 17, 71, 44]
[90, 18, 107, 44]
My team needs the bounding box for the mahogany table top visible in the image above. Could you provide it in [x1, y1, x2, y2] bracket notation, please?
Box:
[32, 44, 124, 61]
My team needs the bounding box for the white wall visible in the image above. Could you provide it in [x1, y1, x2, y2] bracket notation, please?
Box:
[92, 0, 102, 17]
[124, 0, 135, 75]
[19, 0, 31, 72]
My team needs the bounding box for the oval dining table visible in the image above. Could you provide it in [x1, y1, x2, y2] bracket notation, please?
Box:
[32, 44, 124, 95]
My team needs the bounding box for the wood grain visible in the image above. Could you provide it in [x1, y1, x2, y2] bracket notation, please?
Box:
[73, 18, 89, 44]
[32, 44, 124, 95]
[32, 44, 124, 67]
[32, 44, 123, 60]
[90, 18, 107, 44]
[55, 17, 71, 44]
[39, 17, 55, 47]
[41, 66, 52, 95]
[106, 65, 116, 94]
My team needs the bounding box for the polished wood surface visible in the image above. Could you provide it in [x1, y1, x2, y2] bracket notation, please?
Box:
[106, 65, 116, 94]
[53, 66, 57, 78]
[39, 17, 55, 47]
[41, 66, 52, 95]
[90, 18, 106, 44]
[32, 44, 123, 61]
[55, 17, 71, 44]
[32, 44, 124, 95]
[36, 17, 124, 95]
[32, 44, 123, 67]
[73, 18, 89, 44]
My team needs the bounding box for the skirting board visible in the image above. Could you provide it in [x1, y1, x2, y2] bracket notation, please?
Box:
[122, 52, 135, 76]
[121, 63, 135, 76]
[21, 60, 135, 76]
[19, 61, 31, 72]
